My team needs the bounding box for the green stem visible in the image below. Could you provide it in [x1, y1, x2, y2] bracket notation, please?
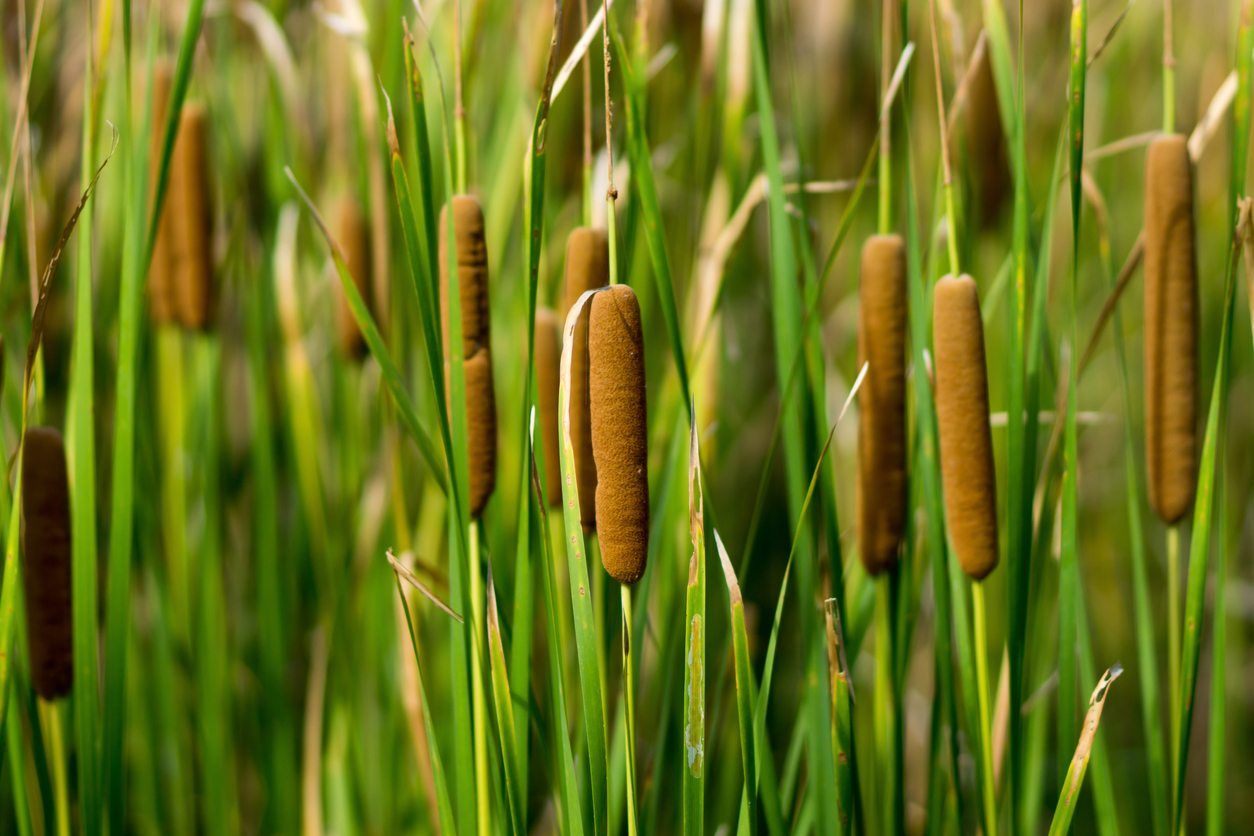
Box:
[468, 522, 490, 836]
[41, 701, 70, 836]
[622, 585, 639, 836]
[1163, 0, 1176, 133]
[973, 582, 997, 836]
[1167, 524, 1181, 801]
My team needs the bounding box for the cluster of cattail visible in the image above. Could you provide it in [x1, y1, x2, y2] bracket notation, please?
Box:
[1143, 134, 1197, 525]
[334, 195, 374, 359]
[21, 428, 73, 701]
[536, 227, 648, 585]
[441, 195, 496, 518]
[149, 61, 215, 331]
[856, 234, 908, 575]
[932, 275, 999, 581]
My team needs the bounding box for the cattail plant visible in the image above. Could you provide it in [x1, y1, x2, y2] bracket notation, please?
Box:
[334, 195, 372, 359]
[588, 285, 649, 585]
[932, 274, 999, 581]
[440, 194, 496, 517]
[21, 427, 73, 701]
[171, 103, 215, 331]
[964, 37, 1009, 228]
[1143, 133, 1197, 525]
[856, 233, 908, 574]
[536, 306, 563, 506]
[564, 226, 610, 529]
[148, 58, 178, 324]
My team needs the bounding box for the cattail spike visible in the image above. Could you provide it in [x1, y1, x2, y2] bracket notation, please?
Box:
[857, 234, 908, 574]
[21, 427, 73, 700]
[966, 40, 1009, 227]
[564, 227, 609, 529]
[536, 307, 563, 506]
[440, 195, 496, 518]
[148, 59, 177, 325]
[1144, 133, 1197, 524]
[933, 275, 999, 581]
[172, 103, 215, 331]
[589, 285, 649, 585]
[334, 195, 372, 359]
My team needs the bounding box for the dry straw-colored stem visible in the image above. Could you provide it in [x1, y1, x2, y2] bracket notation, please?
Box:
[856, 234, 907, 574]
[564, 226, 610, 528]
[589, 285, 649, 585]
[933, 274, 999, 580]
[535, 306, 564, 506]
[21, 427, 73, 700]
[334, 195, 372, 359]
[1143, 133, 1197, 524]
[170, 103, 215, 331]
[440, 195, 497, 518]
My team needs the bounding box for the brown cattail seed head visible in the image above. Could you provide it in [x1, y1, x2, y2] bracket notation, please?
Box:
[589, 285, 649, 585]
[965, 41, 1009, 227]
[856, 234, 908, 574]
[21, 427, 72, 700]
[1143, 134, 1197, 525]
[171, 104, 215, 331]
[334, 195, 372, 359]
[148, 59, 177, 324]
[933, 275, 999, 580]
[535, 307, 563, 506]
[440, 195, 496, 518]
[564, 227, 609, 529]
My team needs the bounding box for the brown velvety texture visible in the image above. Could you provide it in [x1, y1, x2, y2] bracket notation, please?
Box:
[1143, 134, 1197, 524]
[589, 286, 649, 585]
[933, 275, 999, 580]
[171, 104, 215, 331]
[21, 427, 72, 700]
[440, 195, 496, 517]
[147, 59, 177, 324]
[535, 307, 563, 506]
[856, 234, 908, 574]
[563, 227, 609, 529]
[334, 195, 372, 359]
[965, 41, 1009, 228]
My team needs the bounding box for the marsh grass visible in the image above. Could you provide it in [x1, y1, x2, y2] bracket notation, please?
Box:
[0, 0, 1251, 834]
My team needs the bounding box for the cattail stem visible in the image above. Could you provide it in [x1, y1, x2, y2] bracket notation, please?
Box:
[40, 700, 70, 836]
[973, 582, 998, 836]
[1163, 0, 1176, 133]
[878, 0, 894, 233]
[927, 0, 960, 275]
[468, 522, 491, 836]
[621, 584, 639, 836]
[1167, 523, 1181, 805]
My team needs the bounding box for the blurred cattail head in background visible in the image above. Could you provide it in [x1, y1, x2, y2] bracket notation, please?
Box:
[440, 194, 496, 518]
[21, 427, 73, 701]
[564, 226, 610, 530]
[1143, 133, 1198, 525]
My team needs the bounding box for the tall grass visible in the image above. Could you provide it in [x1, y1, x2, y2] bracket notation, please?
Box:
[0, 0, 1251, 833]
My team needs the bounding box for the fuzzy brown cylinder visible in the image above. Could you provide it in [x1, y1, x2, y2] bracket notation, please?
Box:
[1143, 134, 1198, 525]
[334, 195, 372, 359]
[171, 104, 215, 331]
[440, 195, 496, 517]
[148, 59, 177, 324]
[589, 285, 649, 585]
[535, 307, 563, 506]
[965, 42, 1009, 228]
[856, 234, 908, 574]
[21, 427, 72, 700]
[933, 275, 999, 580]
[563, 227, 609, 529]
